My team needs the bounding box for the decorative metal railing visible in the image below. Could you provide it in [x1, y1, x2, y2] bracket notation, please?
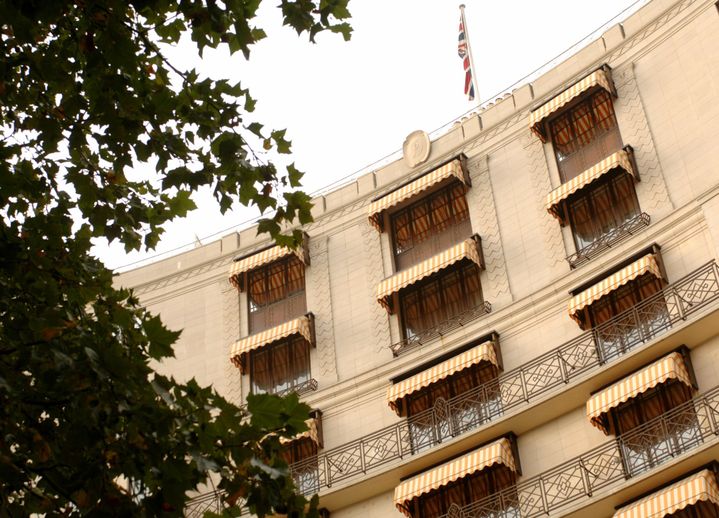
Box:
[567, 212, 651, 269]
[390, 301, 493, 356]
[185, 261, 719, 513]
[439, 384, 719, 518]
[273, 378, 318, 398]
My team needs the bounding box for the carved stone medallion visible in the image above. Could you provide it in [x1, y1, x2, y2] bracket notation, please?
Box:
[403, 130, 431, 168]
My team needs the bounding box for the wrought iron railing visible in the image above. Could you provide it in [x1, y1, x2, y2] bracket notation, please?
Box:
[273, 378, 318, 398]
[186, 261, 719, 512]
[289, 261, 719, 494]
[439, 384, 719, 518]
[390, 301, 493, 356]
[567, 212, 651, 269]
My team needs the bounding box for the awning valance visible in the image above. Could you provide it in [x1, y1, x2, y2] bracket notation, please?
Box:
[546, 148, 636, 221]
[568, 254, 662, 325]
[613, 469, 719, 518]
[229, 235, 309, 289]
[280, 417, 322, 448]
[387, 340, 499, 415]
[229, 314, 314, 370]
[586, 352, 693, 433]
[530, 67, 614, 141]
[368, 159, 468, 231]
[376, 237, 483, 313]
[393, 438, 516, 517]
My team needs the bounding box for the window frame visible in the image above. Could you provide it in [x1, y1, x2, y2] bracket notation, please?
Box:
[246, 255, 306, 314]
[249, 335, 311, 395]
[564, 169, 641, 254]
[548, 88, 622, 183]
[398, 261, 484, 341]
[389, 182, 471, 265]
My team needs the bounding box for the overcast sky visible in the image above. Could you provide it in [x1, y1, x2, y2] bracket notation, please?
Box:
[96, 0, 648, 271]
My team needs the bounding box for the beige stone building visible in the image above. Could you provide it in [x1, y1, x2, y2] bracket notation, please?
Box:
[117, 0, 719, 516]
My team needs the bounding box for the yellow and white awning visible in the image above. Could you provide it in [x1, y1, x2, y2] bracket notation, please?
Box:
[229, 238, 309, 289]
[530, 67, 614, 141]
[568, 254, 662, 325]
[546, 149, 636, 221]
[613, 469, 719, 518]
[280, 417, 322, 448]
[393, 437, 516, 517]
[387, 340, 499, 415]
[376, 238, 483, 312]
[586, 352, 693, 433]
[229, 315, 314, 369]
[368, 159, 468, 231]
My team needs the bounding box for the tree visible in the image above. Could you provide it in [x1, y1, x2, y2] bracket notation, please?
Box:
[0, 0, 350, 515]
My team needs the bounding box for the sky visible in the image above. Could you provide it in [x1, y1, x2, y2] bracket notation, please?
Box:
[96, 0, 649, 272]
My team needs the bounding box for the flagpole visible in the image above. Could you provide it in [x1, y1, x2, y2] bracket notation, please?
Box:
[459, 4, 481, 107]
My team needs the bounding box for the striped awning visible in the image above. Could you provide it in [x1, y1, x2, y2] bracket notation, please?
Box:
[393, 438, 516, 517]
[387, 340, 499, 415]
[586, 352, 693, 433]
[376, 238, 483, 312]
[568, 254, 662, 325]
[368, 159, 468, 231]
[280, 417, 322, 448]
[529, 67, 614, 141]
[228, 238, 309, 289]
[229, 315, 313, 369]
[546, 148, 636, 221]
[613, 469, 719, 518]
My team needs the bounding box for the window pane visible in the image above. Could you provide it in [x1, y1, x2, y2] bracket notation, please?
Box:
[441, 270, 465, 319]
[265, 261, 288, 304]
[393, 210, 413, 254]
[401, 291, 422, 338]
[430, 191, 453, 233]
[286, 257, 306, 295]
[572, 102, 596, 147]
[421, 282, 444, 329]
[248, 270, 268, 309]
[251, 348, 272, 394]
[551, 113, 575, 158]
[461, 264, 483, 309]
[589, 182, 618, 236]
[450, 184, 470, 222]
[592, 90, 617, 132]
[412, 202, 432, 243]
[568, 196, 596, 250]
[291, 338, 311, 386]
[611, 173, 640, 224]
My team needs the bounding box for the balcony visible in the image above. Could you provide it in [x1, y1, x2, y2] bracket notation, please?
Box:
[187, 261, 719, 514]
[437, 384, 719, 518]
[566, 212, 651, 269]
[273, 377, 318, 398]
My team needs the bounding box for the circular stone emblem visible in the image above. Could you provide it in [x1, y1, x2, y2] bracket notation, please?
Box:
[403, 130, 431, 168]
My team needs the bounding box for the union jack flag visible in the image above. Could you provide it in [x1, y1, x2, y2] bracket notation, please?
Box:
[458, 15, 475, 101]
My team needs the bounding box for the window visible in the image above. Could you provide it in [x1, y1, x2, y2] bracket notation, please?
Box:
[250, 335, 310, 395]
[405, 361, 500, 450]
[589, 272, 667, 360]
[399, 261, 483, 339]
[391, 182, 472, 270]
[587, 351, 699, 479]
[412, 465, 517, 518]
[565, 171, 640, 252]
[247, 255, 307, 334]
[614, 379, 698, 477]
[281, 412, 322, 495]
[550, 89, 623, 183]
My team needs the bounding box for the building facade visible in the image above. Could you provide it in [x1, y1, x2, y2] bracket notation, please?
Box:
[116, 0, 719, 516]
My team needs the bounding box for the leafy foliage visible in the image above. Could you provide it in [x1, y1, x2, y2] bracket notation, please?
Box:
[0, 0, 350, 515]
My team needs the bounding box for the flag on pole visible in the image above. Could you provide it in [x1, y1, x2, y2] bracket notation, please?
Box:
[458, 12, 475, 101]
